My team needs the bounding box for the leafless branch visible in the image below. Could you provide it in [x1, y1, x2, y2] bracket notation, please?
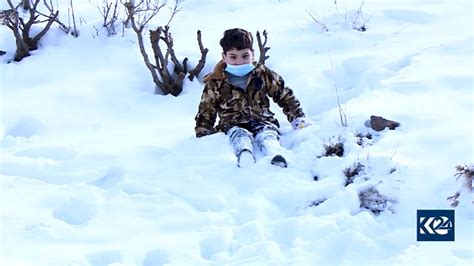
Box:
[161, 26, 185, 73]
[122, 0, 167, 31]
[93, 0, 122, 36]
[137, 26, 164, 92]
[150, 27, 169, 82]
[165, 0, 182, 26]
[351, 0, 370, 32]
[39, 0, 71, 34]
[149, 25, 187, 96]
[308, 11, 329, 32]
[69, 0, 79, 37]
[188, 30, 208, 81]
[1, 9, 19, 26]
[31, 10, 58, 44]
[256, 30, 270, 64]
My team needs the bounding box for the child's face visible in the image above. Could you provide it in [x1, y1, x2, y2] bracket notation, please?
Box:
[222, 48, 254, 65]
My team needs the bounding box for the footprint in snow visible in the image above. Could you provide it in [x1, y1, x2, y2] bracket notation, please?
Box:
[4, 117, 44, 138]
[143, 249, 169, 266]
[323, 55, 374, 91]
[451, 248, 474, 260]
[199, 232, 229, 260]
[52, 198, 97, 225]
[86, 250, 122, 266]
[90, 167, 124, 189]
[384, 53, 419, 73]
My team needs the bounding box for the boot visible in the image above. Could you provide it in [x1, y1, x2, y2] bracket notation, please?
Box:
[228, 126, 255, 168]
[271, 154, 288, 168]
[238, 149, 256, 168]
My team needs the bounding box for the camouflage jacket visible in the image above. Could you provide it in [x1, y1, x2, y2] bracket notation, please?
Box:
[194, 62, 305, 137]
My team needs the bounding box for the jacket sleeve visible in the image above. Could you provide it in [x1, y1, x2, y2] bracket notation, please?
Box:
[194, 82, 218, 137]
[266, 69, 305, 123]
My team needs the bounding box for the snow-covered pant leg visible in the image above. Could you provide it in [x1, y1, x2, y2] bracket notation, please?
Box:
[227, 126, 254, 157]
[254, 124, 285, 157]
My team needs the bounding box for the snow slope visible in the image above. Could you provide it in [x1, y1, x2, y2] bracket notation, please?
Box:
[1, 0, 473, 265]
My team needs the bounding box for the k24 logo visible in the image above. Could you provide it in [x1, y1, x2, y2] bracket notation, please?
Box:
[417, 210, 455, 241]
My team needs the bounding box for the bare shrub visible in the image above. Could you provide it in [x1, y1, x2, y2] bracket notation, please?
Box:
[3, 0, 75, 61]
[93, 0, 122, 36]
[122, 0, 207, 96]
[319, 137, 344, 158]
[323, 142, 344, 157]
[359, 186, 396, 215]
[343, 162, 365, 186]
[43, 0, 78, 36]
[455, 164, 473, 192]
[308, 0, 373, 33]
[448, 164, 473, 207]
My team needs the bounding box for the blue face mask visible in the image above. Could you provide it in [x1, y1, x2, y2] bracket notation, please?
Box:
[225, 63, 255, 76]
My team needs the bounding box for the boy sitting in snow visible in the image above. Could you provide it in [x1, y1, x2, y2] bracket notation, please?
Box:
[194, 28, 310, 168]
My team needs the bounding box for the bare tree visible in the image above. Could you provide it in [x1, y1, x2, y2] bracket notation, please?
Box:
[122, 0, 208, 96]
[2, 0, 73, 61]
[256, 30, 270, 64]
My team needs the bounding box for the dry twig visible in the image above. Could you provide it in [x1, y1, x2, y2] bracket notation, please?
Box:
[307, 11, 329, 32]
[329, 54, 347, 127]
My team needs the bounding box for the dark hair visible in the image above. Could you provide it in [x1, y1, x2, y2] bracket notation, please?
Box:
[219, 28, 253, 53]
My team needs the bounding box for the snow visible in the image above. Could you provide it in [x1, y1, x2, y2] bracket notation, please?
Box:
[1, 0, 473, 265]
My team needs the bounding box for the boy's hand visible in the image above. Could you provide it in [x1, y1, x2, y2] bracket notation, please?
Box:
[291, 117, 312, 130]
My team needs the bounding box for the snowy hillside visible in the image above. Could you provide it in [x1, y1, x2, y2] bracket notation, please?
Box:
[1, 0, 473, 265]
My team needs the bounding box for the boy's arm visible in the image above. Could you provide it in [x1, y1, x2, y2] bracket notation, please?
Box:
[266, 69, 305, 123]
[195, 83, 218, 137]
